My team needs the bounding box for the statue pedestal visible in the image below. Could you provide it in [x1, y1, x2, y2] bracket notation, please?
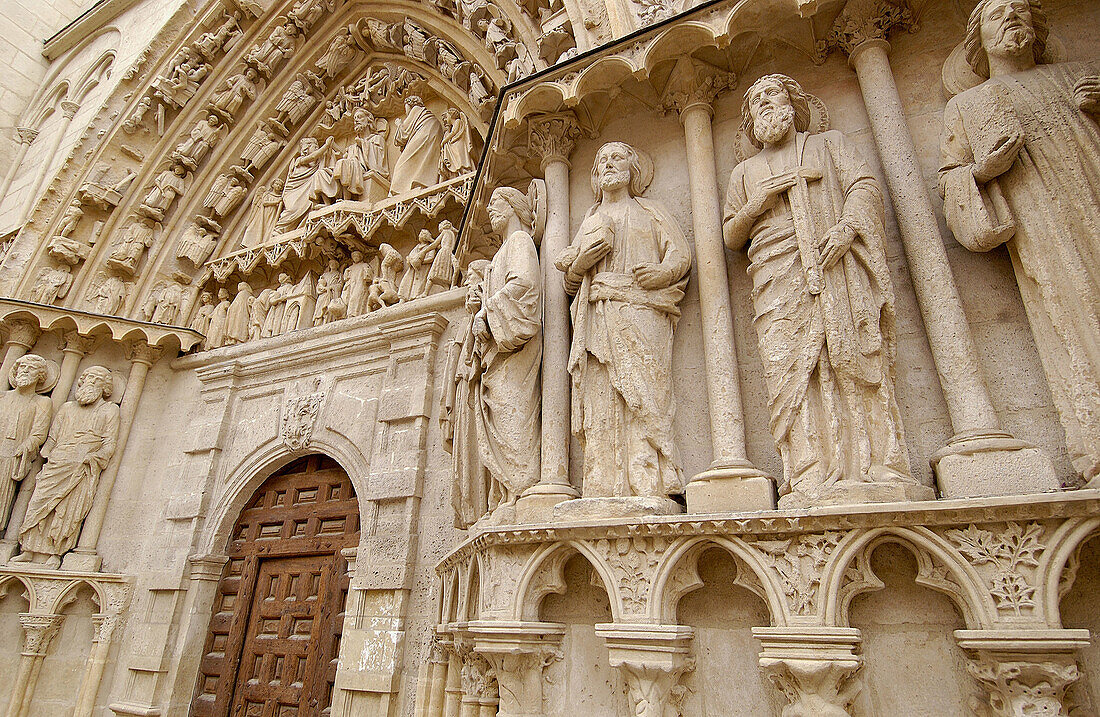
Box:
[514, 482, 579, 524]
[0, 539, 17, 562]
[932, 433, 1060, 498]
[551, 496, 681, 522]
[686, 461, 775, 513]
[61, 548, 102, 572]
[779, 480, 935, 510]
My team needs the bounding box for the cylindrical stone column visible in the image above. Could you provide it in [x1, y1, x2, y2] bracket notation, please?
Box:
[16, 100, 79, 228]
[0, 127, 38, 203]
[0, 319, 40, 389]
[73, 613, 118, 716]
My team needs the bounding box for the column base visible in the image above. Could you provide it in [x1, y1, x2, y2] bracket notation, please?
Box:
[551, 496, 681, 522]
[686, 461, 775, 513]
[514, 482, 580, 524]
[933, 433, 1060, 498]
[61, 549, 102, 572]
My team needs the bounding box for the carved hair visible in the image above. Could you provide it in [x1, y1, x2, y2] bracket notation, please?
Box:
[405, 94, 426, 107]
[740, 74, 812, 149]
[590, 142, 651, 201]
[81, 366, 114, 399]
[965, 0, 1048, 78]
[13, 353, 48, 384]
[490, 186, 535, 232]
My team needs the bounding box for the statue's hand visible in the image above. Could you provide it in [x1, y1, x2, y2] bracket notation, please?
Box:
[473, 309, 490, 341]
[820, 222, 857, 270]
[575, 228, 614, 272]
[973, 132, 1024, 183]
[744, 173, 798, 218]
[632, 262, 671, 289]
[1075, 75, 1100, 114]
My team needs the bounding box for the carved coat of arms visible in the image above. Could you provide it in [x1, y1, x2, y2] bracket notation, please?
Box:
[280, 377, 326, 450]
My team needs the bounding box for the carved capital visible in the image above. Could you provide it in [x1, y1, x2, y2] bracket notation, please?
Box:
[125, 339, 163, 367]
[18, 613, 64, 657]
[5, 319, 41, 349]
[459, 649, 496, 701]
[597, 624, 694, 717]
[60, 330, 96, 356]
[659, 56, 734, 118]
[15, 126, 39, 145]
[59, 100, 80, 120]
[818, 0, 916, 60]
[967, 656, 1079, 717]
[754, 627, 863, 717]
[187, 553, 230, 581]
[91, 613, 120, 644]
[528, 113, 581, 170]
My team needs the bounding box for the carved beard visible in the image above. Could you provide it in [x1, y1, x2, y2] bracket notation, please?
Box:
[992, 20, 1035, 57]
[76, 382, 103, 405]
[599, 167, 631, 193]
[753, 104, 796, 146]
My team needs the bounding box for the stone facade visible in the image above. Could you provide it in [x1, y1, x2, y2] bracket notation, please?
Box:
[0, 0, 1099, 715]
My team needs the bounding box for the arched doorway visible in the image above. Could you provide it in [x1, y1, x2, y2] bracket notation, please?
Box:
[191, 455, 360, 717]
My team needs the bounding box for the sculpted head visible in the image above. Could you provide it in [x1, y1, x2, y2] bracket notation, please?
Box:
[966, 0, 1048, 77]
[75, 366, 112, 405]
[299, 136, 319, 154]
[405, 94, 425, 110]
[218, 288, 230, 300]
[488, 187, 533, 235]
[741, 74, 811, 149]
[11, 354, 48, 391]
[591, 142, 649, 202]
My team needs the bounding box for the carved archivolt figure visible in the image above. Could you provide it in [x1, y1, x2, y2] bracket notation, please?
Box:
[275, 137, 337, 233]
[241, 180, 284, 248]
[0, 354, 56, 531]
[391, 95, 444, 194]
[174, 113, 227, 168]
[209, 67, 260, 116]
[47, 203, 88, 265]
[107, 216, 157, 276]
[939, 0, 1100, 482]
[142, 276, 189, 325]
[204, 173, 248, 219]
[724, 74, 919, 507]
[14, 366, 120, 569]
[140, 162, 191, 221]
[176, 220, 218, 267]
[399, 229, 440, 301]
[276, 71, 324, 126]
[557, 142, 690, 499]
[240, 120, 287, 174]
[440, 108, 476, 179]
[317, 26, 356, 78]
[247, 23, 300, 75]
[30, 264, 73, 305]
[84, 273, 129, 315]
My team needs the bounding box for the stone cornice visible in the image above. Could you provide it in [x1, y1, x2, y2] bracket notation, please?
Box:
[43, 0, 147, 61]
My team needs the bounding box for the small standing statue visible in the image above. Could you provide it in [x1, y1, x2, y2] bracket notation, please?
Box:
[206, 288, 232, 347]
[30, 265, 73, 305]
[399, 229, 440, 301]
[390, 95, 444, 194]
[313, 259, 346, 325]
[240, 180, 284, 248]
[342, 250, 374, 317]
[556, 142, 690, 501]
[224, 282, 253, 345]
[723, 74, 926, 507]
[107, 216, 157, 276]
[189, 291, 216, 335]
[368, 244, 404, 310]
[0, 355, 56, 532]
[451, 184, 543, 526]
[439, 109, 476, 179]
[139, 162, 191, 221]
[427, 219, 460, 291]
[13, 366, 120, 569]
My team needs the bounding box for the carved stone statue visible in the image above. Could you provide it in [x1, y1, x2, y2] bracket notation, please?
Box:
[176, 218, 219, 267]
[939, 0, 1100, 483]
[225, 282, 254, 345]
[391, 95, 444, 194]
[203, 173, 248, 219]
[142, 275, 189, 325]
[206, 288, 232, 347]
[84, 273, 129, 315]
[452, 187, 543, 527]
[399, 229, 440, 301]
[30, 265, 73, 305]
[334, 109, 388, 200]
[341, 250, 374, 317]
[427, 219, 460, 290]
[313, 260, 345, 325]
[556, 142, 691, 499]
[274, 137, 337, 233]
[723, 74, 923, 507]
[440, 108, 476, 179]
[289, 0, 335, 31]
[174, 113, 227, 168]
[368, 243, 404, 309]
[317, 26, 356, 78]
[139, 162, 191, 221]
[239, 181, 283, 250]
[276, 71, 324, 126]
[247, 23, 300, 75]
[153, 51, 209, 109]
[107, 216, 157, 276]
[189, 291, 215, 335]
[240, 120, 287, 174]
[196, 10, 243, 58]
[279, 272, 316, 333]
[47, 203, 89, 265]
[249, 287, 276, 340]
[264, 273, 295, 337]
[209, 67, 260, 116]
[0, 355, 55, 531]
[13, 366, 120, 569]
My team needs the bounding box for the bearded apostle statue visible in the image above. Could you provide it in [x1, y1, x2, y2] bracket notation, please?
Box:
[938, 0, 1100, 483]
[13, 366, 120, 569]
[723, 74, 932, 509]
[556, 142, 691, 501]
[0, 355, 56, 531]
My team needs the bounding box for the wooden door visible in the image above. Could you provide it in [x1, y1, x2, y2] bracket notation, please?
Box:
[192, 455, 359, 717]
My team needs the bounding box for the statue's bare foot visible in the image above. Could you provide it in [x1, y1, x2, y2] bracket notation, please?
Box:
[9, 552, 32, 563]
[45, 555, 61, 570]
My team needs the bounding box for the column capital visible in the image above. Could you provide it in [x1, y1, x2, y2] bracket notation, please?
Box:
[187, 553, 230, 581]
[754, 626, 863, 716]
[4, 319, 41, 350]
[59, 100, 80, 119]
[60, 330, 96, 356]
[18, 613, 64, 657]
[15, 127, 39, 145]
[659, 56, 734, 119]
[967, 655, 1080, 717]
[596, 624, 695, 717]
[91, 613, 120, 644]
[817, 0, 916, 61]
[125, 339, 163, 367]
[528, 113, 581, 171]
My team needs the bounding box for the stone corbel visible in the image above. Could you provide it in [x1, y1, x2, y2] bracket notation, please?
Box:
[470, 621, 566, 717]
[595, 624, 694, 717]
[753, 627, 864, 717]
[956, 629, 1090, 717]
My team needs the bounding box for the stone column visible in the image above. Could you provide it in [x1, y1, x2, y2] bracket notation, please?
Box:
[425, 635, 453, 717]
[64, 339, 163, 571]
[471, 621, 565, 717]
[0, 330, 93, 560]
[595, 624, 694, 717]
[73, 613, 120, 717]
[0, 127, 39, 202]
[516, 113, 582, 521]
[830, 3, 1058, 498]
[0, 319, 41, 389]
[457, 644, 495, 717]
[444, 647, 463, 717]
[753, 626, 863, 716]
[955, 629, 1090, 717]
[16, 100, 79, 229]
[660, 56, 775, 513]
[6, 613, 64, 717]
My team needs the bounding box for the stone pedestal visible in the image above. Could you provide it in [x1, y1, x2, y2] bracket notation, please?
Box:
[363, 171, 389, 204]
[686, 462, 776, 514]
[779, 479, 935, 510]
[552, 496, 682, 522]
[933, 434, 1061, 498]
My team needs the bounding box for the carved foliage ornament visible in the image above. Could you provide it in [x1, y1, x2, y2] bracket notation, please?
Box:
[967, 658, 1079, 717]
[754, 531, 843, 616]
[944, 522, 1045, 615]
